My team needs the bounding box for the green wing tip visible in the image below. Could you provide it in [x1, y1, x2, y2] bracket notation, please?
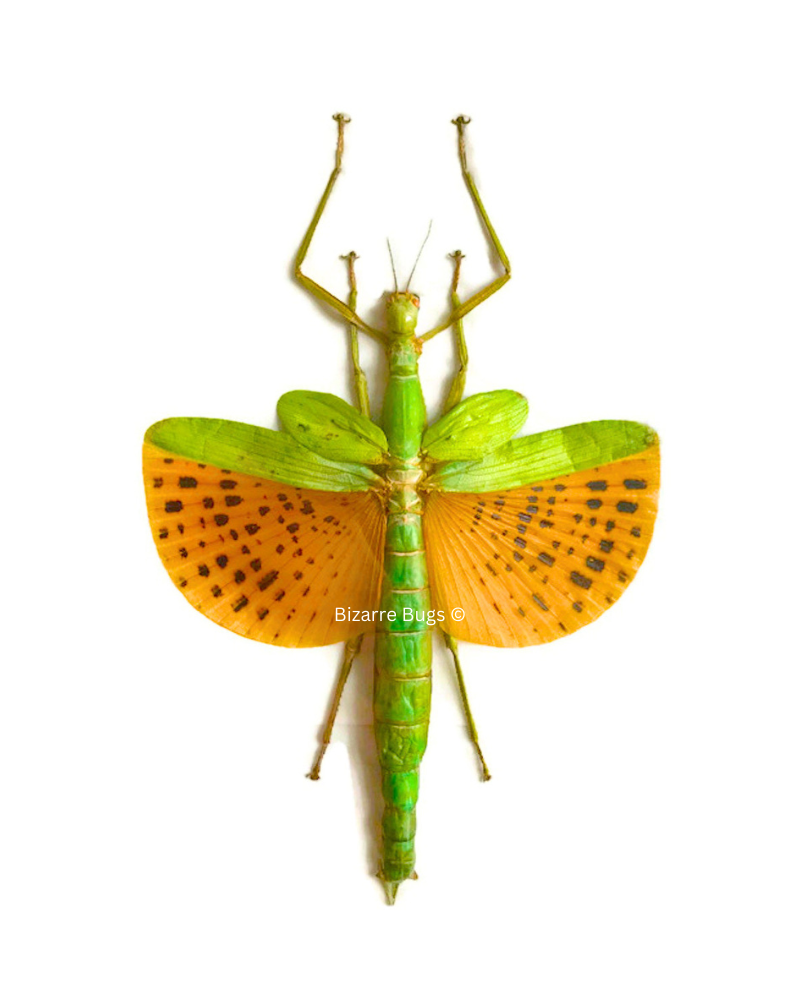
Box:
[144, 417, 209, 450]
[383, 881, 400, 905]
[143, 419, 164, 444]
[643, 424, 659, 448]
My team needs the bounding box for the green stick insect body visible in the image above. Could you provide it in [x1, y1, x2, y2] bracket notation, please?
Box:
[144, 115, 660, 903]
[373, 296, 430, 898]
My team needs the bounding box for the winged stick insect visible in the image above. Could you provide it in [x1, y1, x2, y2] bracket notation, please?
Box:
[143, 114, 659, 904]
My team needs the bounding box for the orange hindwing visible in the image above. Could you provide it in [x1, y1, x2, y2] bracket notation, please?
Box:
[424, 446, 659, 646]
[143, 442, 385, 647]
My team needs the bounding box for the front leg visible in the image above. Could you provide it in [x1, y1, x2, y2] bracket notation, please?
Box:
[420, 115, 511, 342]
[294, 114, 387, 345]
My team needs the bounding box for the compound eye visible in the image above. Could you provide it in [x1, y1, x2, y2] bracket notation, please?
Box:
[411, 295, 420, 308]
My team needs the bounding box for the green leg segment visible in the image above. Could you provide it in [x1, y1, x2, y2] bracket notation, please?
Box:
[340, 251, 370, 417]
[443, 632, 491, 781]
[442, 249, 469, 413]
[294, 114, 385, 344]
[307, 634, 363, 780]
[419, 115, 511, 342]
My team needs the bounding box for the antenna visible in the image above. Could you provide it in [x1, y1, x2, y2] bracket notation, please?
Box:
[405, 220, 433, 292]
[387, 239, 399, 293]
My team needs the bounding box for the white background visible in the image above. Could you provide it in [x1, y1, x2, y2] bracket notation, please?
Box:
[2, 2, 798, 997]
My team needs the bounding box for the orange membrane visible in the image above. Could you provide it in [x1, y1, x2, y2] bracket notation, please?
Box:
[143, 442, 385, 648]
[424, 447, 659, 646]
[146, 441, 658, 650]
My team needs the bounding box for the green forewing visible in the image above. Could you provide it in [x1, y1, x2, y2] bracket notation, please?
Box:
[277, 390, 388, 464]
[422, 389, 528, 461]
[145, 417, 381, 491]
[426, 419, 658, 492]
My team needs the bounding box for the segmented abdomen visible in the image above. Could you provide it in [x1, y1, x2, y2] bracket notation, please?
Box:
[374, 485, 431, 885]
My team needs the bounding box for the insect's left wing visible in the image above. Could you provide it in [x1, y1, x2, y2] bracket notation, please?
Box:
[144, 415, 386, 648]
[423, 420, 659, 647]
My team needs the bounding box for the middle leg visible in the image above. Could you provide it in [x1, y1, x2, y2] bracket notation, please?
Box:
[442, 249, 469, 413]
[340, 251, 370, 417]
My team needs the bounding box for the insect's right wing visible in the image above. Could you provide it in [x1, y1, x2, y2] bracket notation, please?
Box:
[422, 419, 659, 647]
[144, 408, 387, 649]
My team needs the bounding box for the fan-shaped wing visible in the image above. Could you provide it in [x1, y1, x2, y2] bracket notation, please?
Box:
[424, 445, 659, 647]
[144, 441, 385, 647]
